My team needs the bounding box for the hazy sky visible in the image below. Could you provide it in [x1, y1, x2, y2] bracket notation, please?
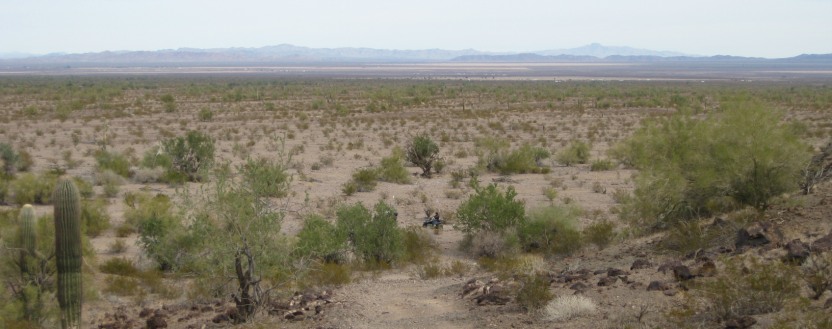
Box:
[2, 0, 830, 58]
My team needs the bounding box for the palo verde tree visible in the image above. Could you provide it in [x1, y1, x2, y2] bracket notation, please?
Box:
[610, 101, 810, 229]
[405, 133, 440, 178]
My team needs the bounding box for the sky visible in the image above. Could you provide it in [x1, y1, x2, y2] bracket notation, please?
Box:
[1, 0, 830, 58]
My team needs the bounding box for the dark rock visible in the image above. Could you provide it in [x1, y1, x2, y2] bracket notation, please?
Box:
[569, 282, 588, 291]
[598, 276, 618, 286]
[593, 269, 607, 275]
[735, 223, 774, 249]
[813, 231, 832, 252]
[647, 281, 669, 291]
[475, 293, 511, 305]
[630, 259, 653, 271]
[724, 316, 757, 329]
[826, 297, 832, 309]
[138, 308, 153, 318]
[784, 239, 810, 263]
[695, 260, 717, 277]
[672, 265, 695, 281]
[211, 314, 229, 324]
[607, 268, 628, 277]
[658, 260, 683, 274]
[146, 315, 167, 329]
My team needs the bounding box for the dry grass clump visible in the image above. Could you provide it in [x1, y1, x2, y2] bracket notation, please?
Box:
[544, 295, 598, 321]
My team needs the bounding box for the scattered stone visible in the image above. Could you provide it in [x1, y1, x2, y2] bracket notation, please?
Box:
[736, 222, 775, 250]
[658, 260, 683, 274]
[630, 259, 652, 271]
[813, 231, 832, 252]
[784, 239, 810, 263]
[607, 268, 628, 277]
[724, 316, 757, 329]
[597, 276, 618, 286]
[662, 289, 678, 297]
[672, 265, 695, 281]
[461, 279, 485, 298]
[146, 315, 167, 329]
[695, 260, 717, 277]
[476, 293, 511, 305]
[139, 308, 153, 318]
[569, 282, 588, 292]
[646, 281, 670, 291]
[825, 297, 832, 309]
[593, 269, 607, 275]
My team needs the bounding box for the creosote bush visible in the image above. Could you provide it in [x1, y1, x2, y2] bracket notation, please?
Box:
[239, 157, 292, 198]
[160, 130, 215, 183]
[556, 141, 591, 166]
[516, 273, 554, 312]
[456, 183, 525, 234]
[518, 205, 583, 255]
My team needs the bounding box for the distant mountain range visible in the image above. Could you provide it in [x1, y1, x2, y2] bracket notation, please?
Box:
[1, 43, 830, 65]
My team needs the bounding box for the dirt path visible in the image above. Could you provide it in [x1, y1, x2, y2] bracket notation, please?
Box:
[322, 271, 474, 329]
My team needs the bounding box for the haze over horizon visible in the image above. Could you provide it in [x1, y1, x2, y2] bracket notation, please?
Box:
[2, 0, 831, 59]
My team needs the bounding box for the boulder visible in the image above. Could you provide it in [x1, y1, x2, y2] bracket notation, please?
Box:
[813, 231, 832, 252]
[695, 260, 717, 277]
[146, 315, 167, 329]
[646, 281, 670, 291]
[598, 276, 618, 286]
[630, 259, 653, 271]
[784, 239, 810, 263]
[724, 316, 757, 329]
[672, 265, 695, 281]
[736, 222, 777, 250]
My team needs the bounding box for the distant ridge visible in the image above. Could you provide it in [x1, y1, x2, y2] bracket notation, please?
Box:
[1, 43, 830, 65]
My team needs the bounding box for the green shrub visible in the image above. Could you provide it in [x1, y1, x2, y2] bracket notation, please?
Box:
[610, 102, 809, 228]
[81, 199, 111, 237]
[295, 215, 346, 263]
[104, 276, 140, 296]
[456, 184, 525, 234]
[0, 142, 20, 177]
[377, 149, 411, 184]
[406, 133, 440, 177]
[556, 141, 591, 166]
[583, 219, 616, 250]
[99, 258, 140, 276]
[484, 144, 551, 175]
[402, 227, 437, 264]
[140, 145, 172, 170]
[239, 157, 292, 198]
[198, 108, 213, 121]
[160, 130, 215, 182]
[127, 193, 183, 270]
[467, 229, 520, 258]
[589, 159, 614, 171]
[10, 173, 56, 205]
[95, 150, 131, 178]
[96, 170, 123, 198]
[348, 168, 379, 192]
[300, 261, 351, 288]
[335, 201, 404, 265]
[516, 273, 554, 312]
[518, 205, 583, 255]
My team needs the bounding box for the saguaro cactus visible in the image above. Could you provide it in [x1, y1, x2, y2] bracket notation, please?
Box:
[17, 204, 37, 275]
[53, 177, 82, 329]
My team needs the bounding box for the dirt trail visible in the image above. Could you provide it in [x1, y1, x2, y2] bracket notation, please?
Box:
[322, 271, 474, 329]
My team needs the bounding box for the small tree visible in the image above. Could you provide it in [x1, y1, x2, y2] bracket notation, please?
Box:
[406, 134, 440, 178]
[161, 130, 215, 182]
[456, 184, 525, 234]
[0, 143, 19, 177]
